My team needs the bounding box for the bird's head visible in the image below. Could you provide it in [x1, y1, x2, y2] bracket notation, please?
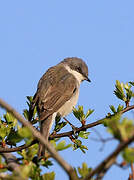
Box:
[61, 57, 91, 83]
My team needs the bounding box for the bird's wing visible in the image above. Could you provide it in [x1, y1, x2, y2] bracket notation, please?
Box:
[35, 65, 77, 121]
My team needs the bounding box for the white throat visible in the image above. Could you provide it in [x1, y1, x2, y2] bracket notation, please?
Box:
[64, 65, 84, 84]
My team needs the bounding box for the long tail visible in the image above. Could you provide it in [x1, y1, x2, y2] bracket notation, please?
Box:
[38, 115, 53, 159]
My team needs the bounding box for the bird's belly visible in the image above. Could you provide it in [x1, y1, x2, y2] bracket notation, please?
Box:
[58, 89, 79, 117]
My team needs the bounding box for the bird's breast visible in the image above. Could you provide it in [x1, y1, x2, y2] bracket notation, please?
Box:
[58, 87, 79, 117]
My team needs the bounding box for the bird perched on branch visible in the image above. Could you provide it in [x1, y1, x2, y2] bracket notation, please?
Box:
[29, 57, 91, 159]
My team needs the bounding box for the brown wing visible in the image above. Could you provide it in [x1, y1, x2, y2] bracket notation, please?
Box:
[33, 65, 77, 121]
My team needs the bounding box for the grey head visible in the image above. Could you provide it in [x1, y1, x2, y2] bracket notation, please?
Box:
[60, 57, 91, 82]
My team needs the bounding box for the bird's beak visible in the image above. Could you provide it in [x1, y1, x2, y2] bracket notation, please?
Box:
[85, 76, 91, 82]
[86, 77, 91, 82]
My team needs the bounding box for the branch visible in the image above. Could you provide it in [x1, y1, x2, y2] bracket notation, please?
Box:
[90, 128, 114, 151]
[1, 152, 20, 172]
[84, 133, 134, 180]
[0, 98, 78, 180]
[0, 105, 134, 154]
[0, 140, 36, 153]
[50, 104, 134, 139]
[1, 151, 26, 180]
[121, 105, 134, 113]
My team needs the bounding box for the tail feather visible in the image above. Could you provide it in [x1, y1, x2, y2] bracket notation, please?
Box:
[38, 115, 53, 159]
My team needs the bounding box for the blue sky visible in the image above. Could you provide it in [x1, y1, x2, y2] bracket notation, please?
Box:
[0, 1, 134, 180]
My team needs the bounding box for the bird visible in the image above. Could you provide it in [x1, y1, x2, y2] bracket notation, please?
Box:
[29, 57, 91, 159]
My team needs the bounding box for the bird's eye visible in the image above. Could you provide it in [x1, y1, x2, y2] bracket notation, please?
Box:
[77, 67, 81, 72]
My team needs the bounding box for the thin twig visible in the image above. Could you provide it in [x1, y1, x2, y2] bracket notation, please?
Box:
[91, 128, 114, 151]
[0, 98, 78, 180]
[52, 105, 134, 138]
[121, 105, 134, 113]
[91, 128, 114, 143]
[84, 133, 134, 180]
[63, 117, 76, 130]
[0, 140, 37, 153]
[115, 161, 128, 169]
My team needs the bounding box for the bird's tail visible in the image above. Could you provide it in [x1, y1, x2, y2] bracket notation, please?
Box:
[38, 115, 53, 159]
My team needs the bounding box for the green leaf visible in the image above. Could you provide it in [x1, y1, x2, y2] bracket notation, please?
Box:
[80, 145, 88, 153]
[114, 80, 134, 102]
[18, 127, 32, 139]
[119, 118, 134, 140]
[54, 116, 67, 132]
[78, 163, 92, 178]
[73, 106, 85, 121]
[42, 172, 55, 180]
[127, 90, 133, 100]
[6, 129, 23, 145]
[23, 109, 29, 120]
[103, 114, 123, 140]
[50, 140, 57, 149]
[54, 121, 67, 132]
[103, 114, 121, 127]
[129, 81, 134, 86]
[74, 139, 82, 147]
[124, 83, 131, 90]
[26, 96, 33, 106]
[109, 104, 124, 114]
[109, 105, 116, 113]
[73, 139, 88, 153]
[123, 148, 134, 163]
[124, 83, 133, 101]
[117, 104, 124, 112]
[41, 160, 53, 168]
[55, 115, 61, 124]
[33, 106, 37, 117]
[85, 109, 94, 118]
[55, 140, 72, 151]
[104, 115, 134, 141]
[79, 131, 90, 139]
[29, 163, 41, 178]
[26, 144, 38, 161]
[20, 162, 36, 178]
[18, 149, 27, 160]
[25, 96, 37, 119]
[4, 112, 17, 127]
[0, 124, 11, 140]
[73, 139, 81, 151]
[114, 80, 126, 101]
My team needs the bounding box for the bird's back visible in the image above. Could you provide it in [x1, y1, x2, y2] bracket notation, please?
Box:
[29, 64, 77, 121]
